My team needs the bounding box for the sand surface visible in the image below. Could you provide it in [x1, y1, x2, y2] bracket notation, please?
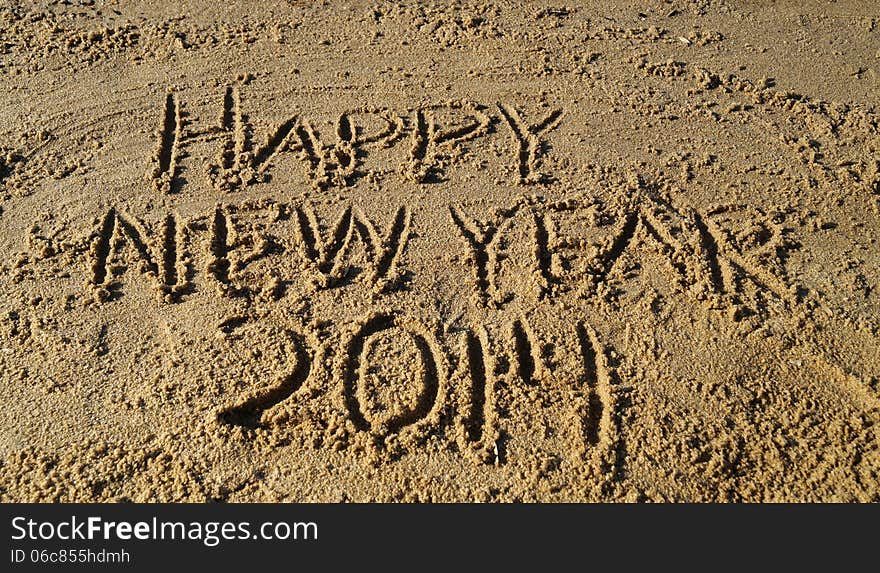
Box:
[1, 0, 879, 502]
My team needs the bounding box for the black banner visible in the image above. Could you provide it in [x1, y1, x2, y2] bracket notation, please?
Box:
[0, 504, 874, 570]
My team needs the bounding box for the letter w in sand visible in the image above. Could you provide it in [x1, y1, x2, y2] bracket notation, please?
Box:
[293, 202, 411, 291]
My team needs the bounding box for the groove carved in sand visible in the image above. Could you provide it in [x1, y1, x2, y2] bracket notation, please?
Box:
[89, 208, 189, 302]
[340, 313, 445, 436]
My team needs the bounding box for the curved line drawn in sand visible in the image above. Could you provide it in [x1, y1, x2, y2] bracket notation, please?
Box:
[340, 313, 445, 436]
[218, 328, 316, 429]
[792, 310, 880, 414]
[707, 67, 880, 207]
[811, 351, 880, 413]
[642, 60, 880, 213]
